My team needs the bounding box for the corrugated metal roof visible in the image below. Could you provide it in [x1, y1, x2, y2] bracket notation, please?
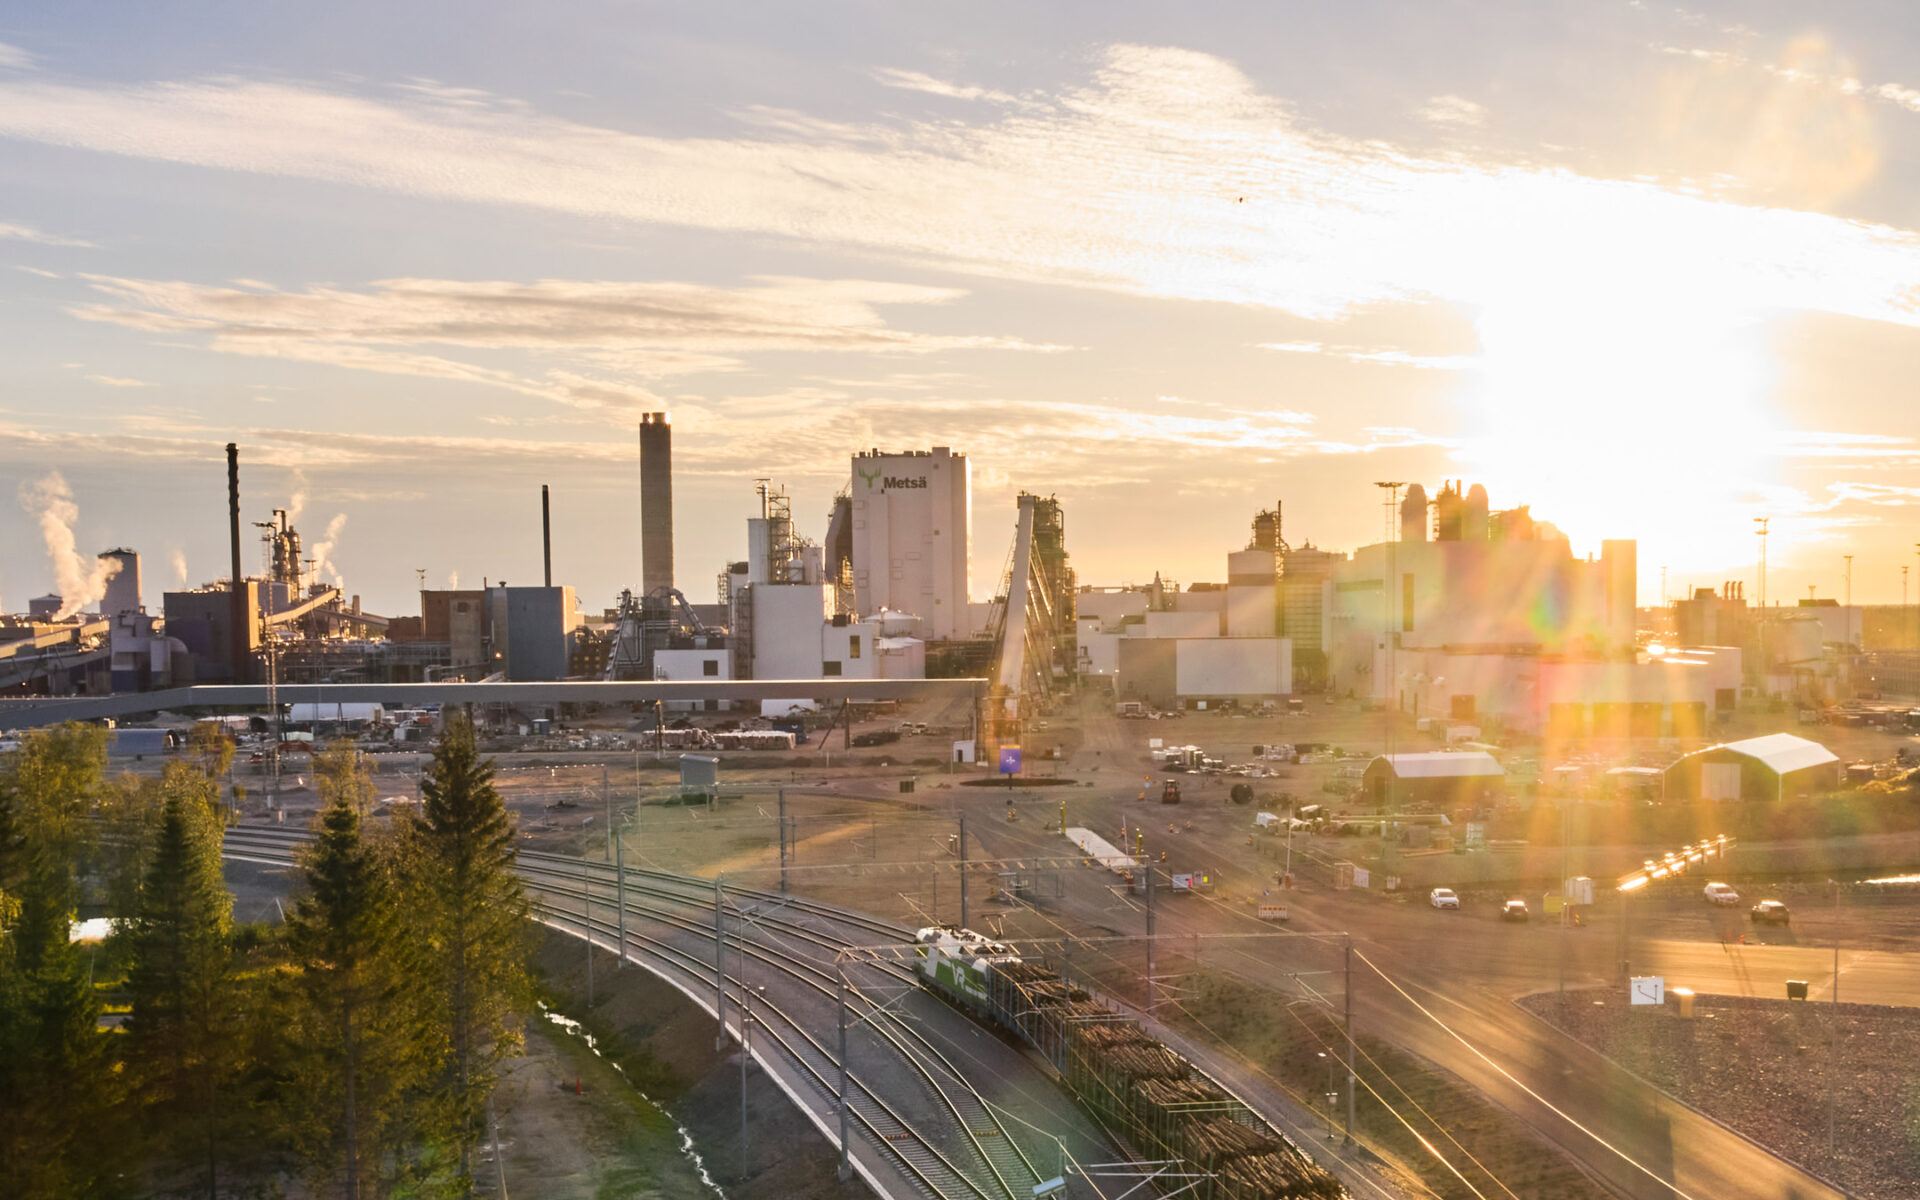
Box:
[1370, 751, 1505, 779]
[1696, 732, 1839, 775]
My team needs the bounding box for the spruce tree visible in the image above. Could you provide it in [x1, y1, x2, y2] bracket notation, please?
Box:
[283, 787, 423, 1198]
[125, 766, 237, 1197]
[0, 724, 129, 1199]
[412, 712, 530, 1188]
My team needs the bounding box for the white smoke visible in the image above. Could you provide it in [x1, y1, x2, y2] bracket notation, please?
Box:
[308, 513, 347, 587]
[447, 570, 459, 590]
[286, 468, 309, 526]
[17, 471, 120, 620]
[170, 547, 189, 585]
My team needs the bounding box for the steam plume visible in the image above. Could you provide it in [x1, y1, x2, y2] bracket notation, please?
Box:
[309, 513, 347, 586]
[286, 468, 309, 525]
[170, 547, 189, 585]
[447, 570, 459, 590]
[18, 471, 120, 620]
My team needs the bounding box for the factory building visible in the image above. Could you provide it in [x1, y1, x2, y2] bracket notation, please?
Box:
[100, 549, 142, 615]
[486, 585, 581, 681]
[1112, 527, 1295, 709]
[841, 447, 972, 640]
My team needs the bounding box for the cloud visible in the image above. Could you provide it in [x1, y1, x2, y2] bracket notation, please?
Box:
[3, 46, 1919, 329]
[1418, 95, 1484, 126]
[15, 265, 60, 278]
[1260, 341, 1476, 370]
[1877, 82, 1920, 114]
[0, 43, 34, 71]
[82, 373, 153, 387]
[67, 273, 1065, 413]
[871, 68, 1019, 105]
[0, 219, 93, 248]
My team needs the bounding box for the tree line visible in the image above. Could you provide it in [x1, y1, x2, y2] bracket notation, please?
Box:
[0, 713, 531, 1199]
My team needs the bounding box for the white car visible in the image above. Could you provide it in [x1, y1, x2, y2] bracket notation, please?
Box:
[1429, 887, 1460, 910]
[1703, 882, 1740, 906]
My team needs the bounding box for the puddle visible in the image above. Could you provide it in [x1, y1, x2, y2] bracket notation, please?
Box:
[538, 1003, 725, 1197]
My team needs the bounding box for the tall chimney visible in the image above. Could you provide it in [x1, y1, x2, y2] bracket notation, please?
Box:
[639, 413, 673, 594]
[226, 443, 249, 683]
[541, 484, 553, 588]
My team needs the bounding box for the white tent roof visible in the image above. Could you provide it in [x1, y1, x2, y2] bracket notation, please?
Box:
[1708, 733, 1839, 775]
[1370, 751, 1504, 779]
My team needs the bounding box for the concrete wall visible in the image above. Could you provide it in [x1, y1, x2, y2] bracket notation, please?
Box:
[654, 647, 732, 711]
[1175, 637, 1292, 699]
[1075, 589, 1150, 630]
[748, 583, 830, 680]
[1132, 611, 1222, 639]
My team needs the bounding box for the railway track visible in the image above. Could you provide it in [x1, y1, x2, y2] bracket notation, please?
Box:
[223, 826, 1053, 1200]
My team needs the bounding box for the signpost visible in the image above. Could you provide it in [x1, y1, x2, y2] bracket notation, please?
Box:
[999, 745, 1022, 776]
[1630, 976, 1665, 1006]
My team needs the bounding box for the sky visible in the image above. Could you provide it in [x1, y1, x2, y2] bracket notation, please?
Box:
[2, 0, 1919, 619]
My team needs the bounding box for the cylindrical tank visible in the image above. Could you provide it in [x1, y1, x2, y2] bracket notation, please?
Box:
[1251, 508, 1280, 552]
[1465, 484, 1490, 541]
[100, 548, 142, 614]
[1434, 483, 1463, 541]
[1399, 484, 1428, 542]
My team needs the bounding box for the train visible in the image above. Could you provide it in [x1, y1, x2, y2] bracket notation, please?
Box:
[913, 926, 1345, 1200]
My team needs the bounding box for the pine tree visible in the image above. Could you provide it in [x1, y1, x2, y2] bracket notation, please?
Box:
[411, 712, 530, 1189]
[283, 787, 424, 1199]
[125, 766, 238, 1197]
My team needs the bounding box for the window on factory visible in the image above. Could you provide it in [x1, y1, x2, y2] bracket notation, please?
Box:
[822, 661, 842, 676]
[456, 602, 469, 613]
[702, 659, 719, 676]
[849, 636, 861, 659]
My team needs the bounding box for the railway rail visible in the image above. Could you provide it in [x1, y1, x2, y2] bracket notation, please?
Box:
[222, 826, 1059, 1200]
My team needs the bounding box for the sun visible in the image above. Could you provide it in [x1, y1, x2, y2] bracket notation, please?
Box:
[1451, 266, 1780, 592]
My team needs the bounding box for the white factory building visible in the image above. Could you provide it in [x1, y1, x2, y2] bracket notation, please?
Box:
[1322, 481, 1741, 737]
[1105, 554, 1294, 710]
[843, 447, 973, 641]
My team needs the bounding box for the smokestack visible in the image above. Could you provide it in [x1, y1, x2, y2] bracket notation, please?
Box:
[541, 484, 553, 588]
[226, 443, 248, 683]
[639, 413, 673, 594]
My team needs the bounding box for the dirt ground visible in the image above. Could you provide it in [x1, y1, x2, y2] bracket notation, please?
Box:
[1519, 987, 1920, 1200]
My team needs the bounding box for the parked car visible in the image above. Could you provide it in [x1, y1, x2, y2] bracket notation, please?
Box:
[1750, 900, 1791, 925]
[1429, 887, 1460, 910]
[1703, 882, 1741, 906]
[1501, 899, 1530, 922]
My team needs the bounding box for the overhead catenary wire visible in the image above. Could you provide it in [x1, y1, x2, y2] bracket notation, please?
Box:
[1354, 949, 1701, 1200]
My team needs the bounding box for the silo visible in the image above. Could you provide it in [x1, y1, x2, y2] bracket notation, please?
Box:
[1434, 482, 1463, 541]
[100, 548, 142, 614]
[1399, 484, 1428, 542]
[1465, 484, 1490, 541]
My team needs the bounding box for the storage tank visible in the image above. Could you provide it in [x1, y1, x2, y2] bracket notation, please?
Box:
[1465, 484, 1490, 541]
[1399, 484, 1428, 542]
[100, 548, 142, 615]
[1434, 483, 1463, 541]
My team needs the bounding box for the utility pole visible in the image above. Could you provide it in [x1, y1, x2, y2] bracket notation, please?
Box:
[1754, 517, 1769, 611]
[1344, 935, 1355, 1145]
[615, 826, 627, 970]
[1146, 866, 1157, 1015]
[603, 763, 612, 860]
[837, 977, 852, 1181]
[585, 875, 594, 1008]
[778, 788, 789, 893]
[1844, 555, 1853, 650]
[958, 813, 969, 930]
[1374, 481, 1406, 871]
[714, 876, 727, 1050]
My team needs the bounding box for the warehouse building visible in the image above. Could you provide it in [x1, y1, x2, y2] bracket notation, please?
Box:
[1362, 750, 1507, 809]
[1663, 733, 1841, 802]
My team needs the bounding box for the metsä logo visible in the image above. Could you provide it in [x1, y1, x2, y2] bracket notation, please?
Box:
[883, 476, 927, 489]
[856, 465, 882, 490]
